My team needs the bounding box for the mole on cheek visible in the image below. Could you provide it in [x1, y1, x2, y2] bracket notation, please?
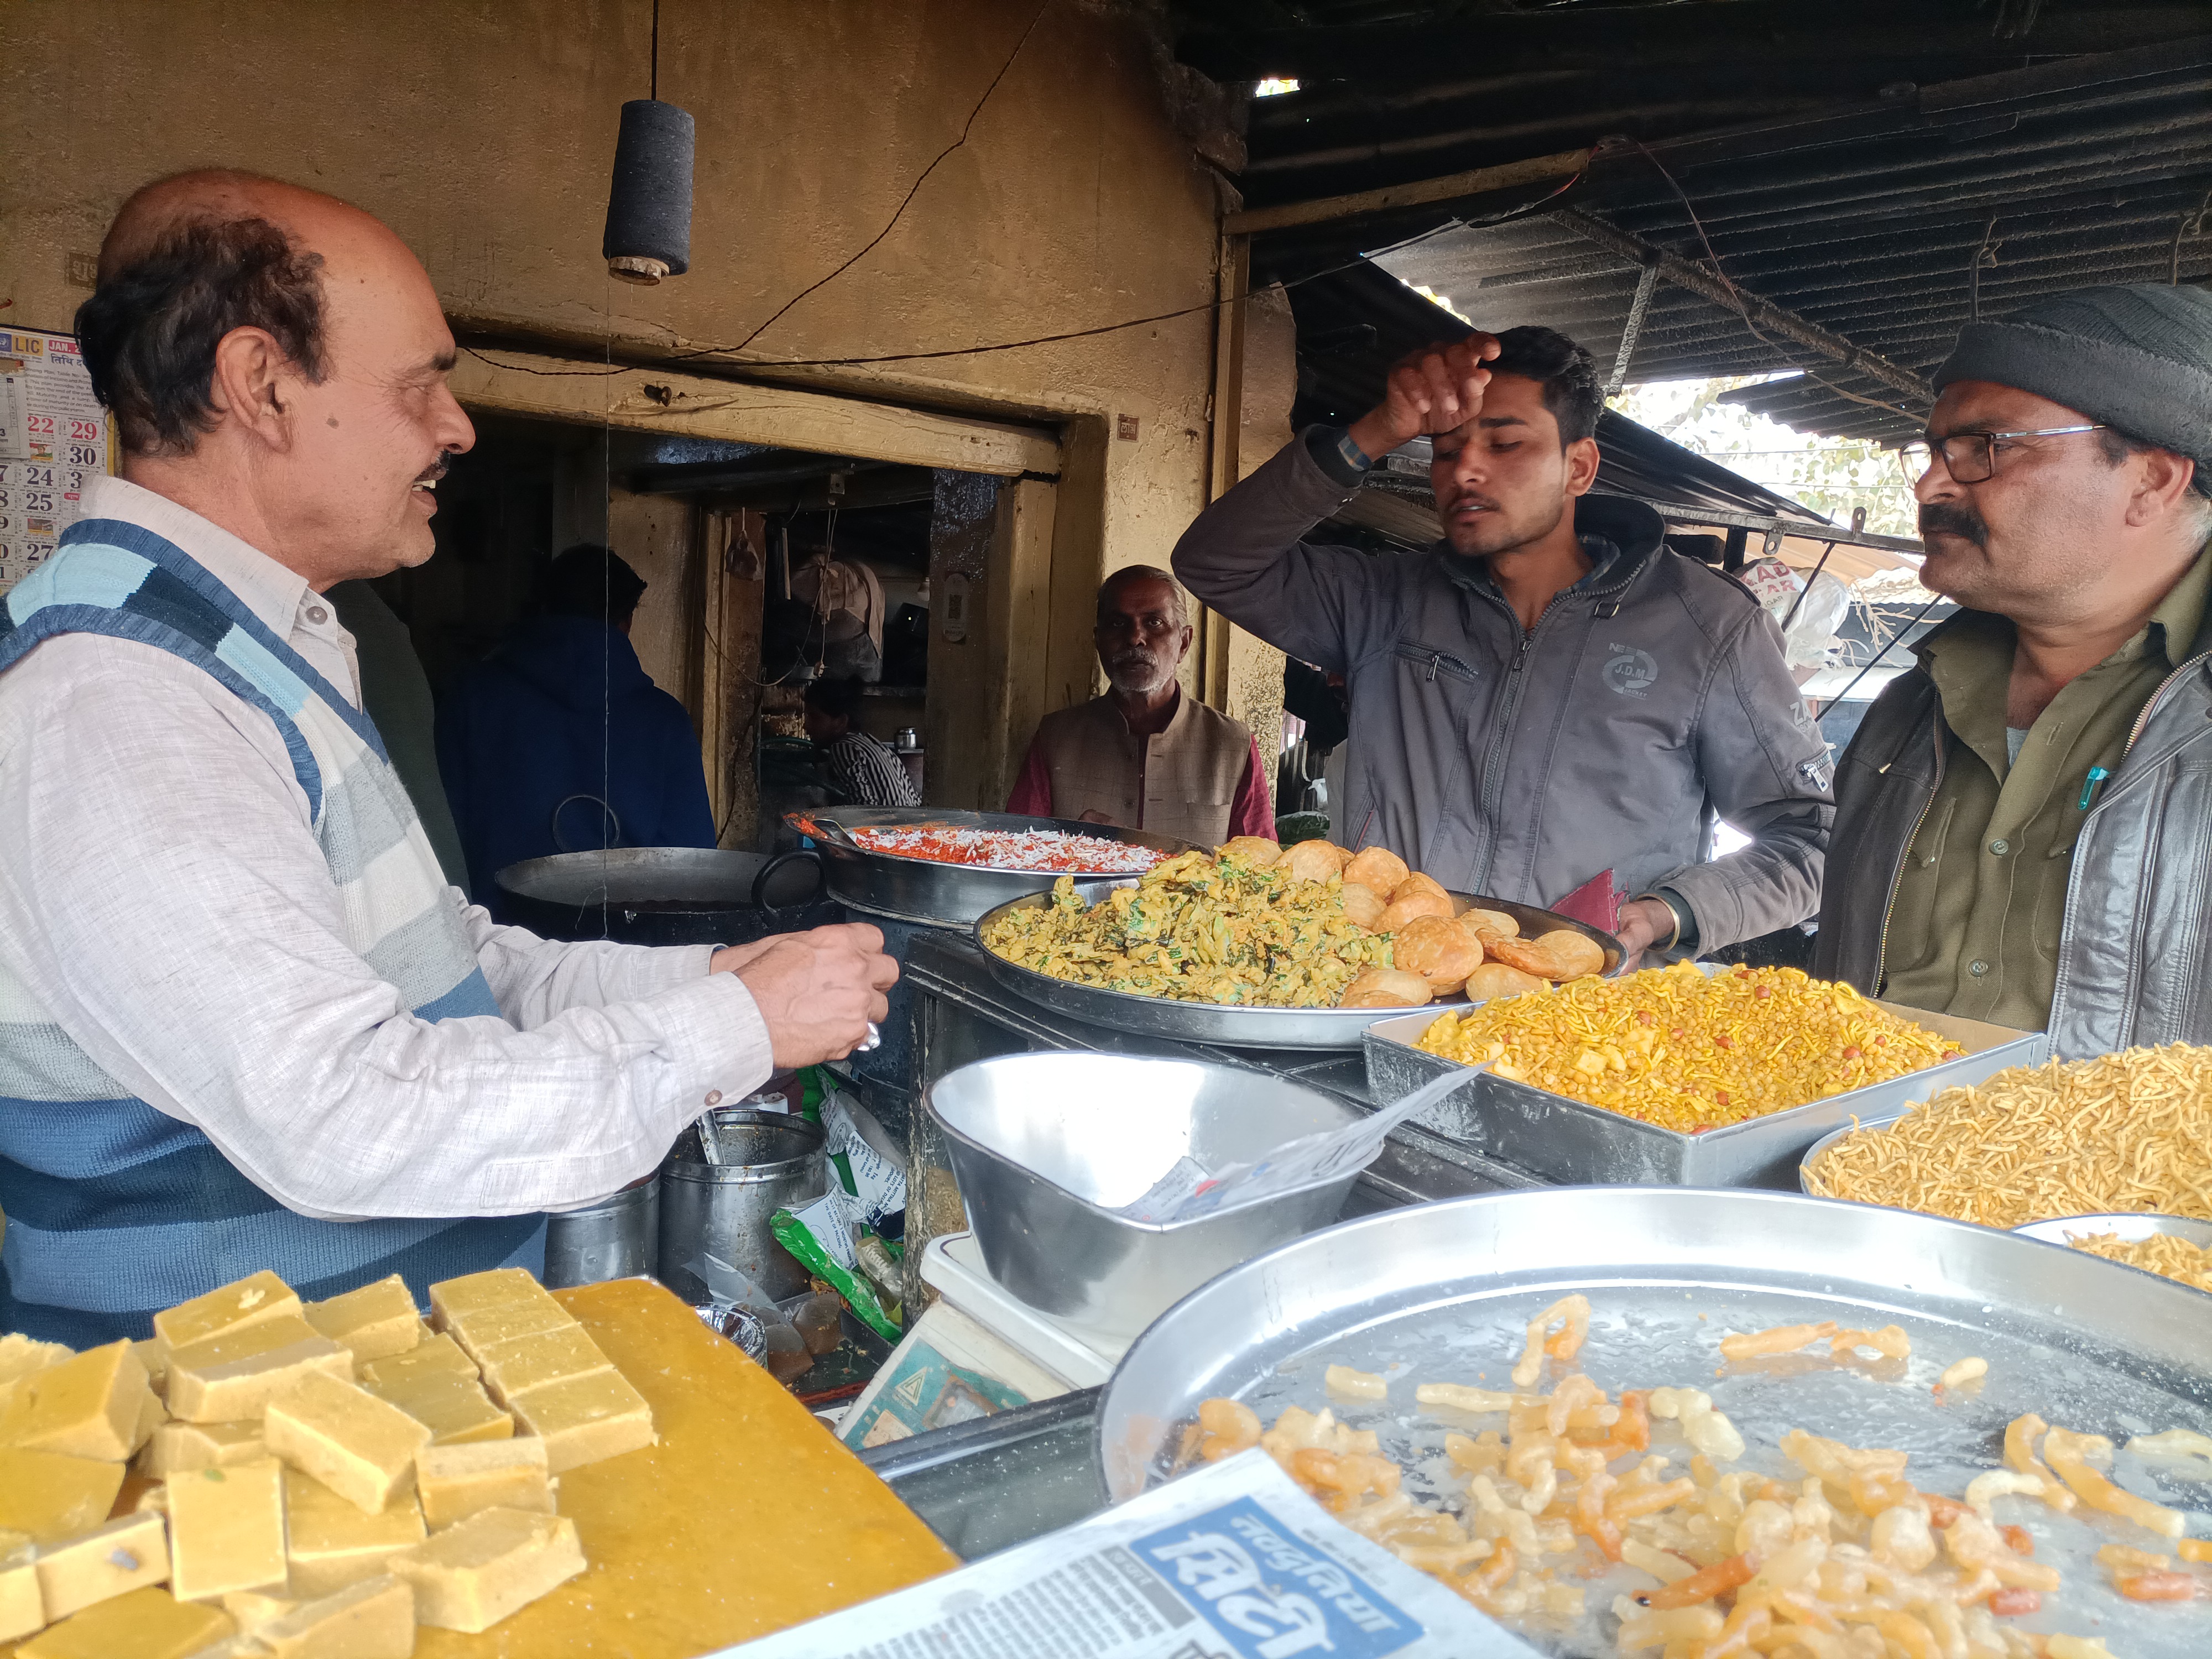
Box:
[327, 417, 340, 427]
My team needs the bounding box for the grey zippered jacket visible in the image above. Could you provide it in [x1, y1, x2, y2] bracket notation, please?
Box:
[1814, 603, 2212, 1057]
[1172, 434, 1833, 952]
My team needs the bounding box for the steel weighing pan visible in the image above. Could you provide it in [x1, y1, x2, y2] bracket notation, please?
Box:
[2014, 1212, 2212, 1248]
[1096, 1187, 2212, 1659]
[494, 845, 834, 947]
[789, 807, 1198, 927]
[976, 885, 1623, 1052]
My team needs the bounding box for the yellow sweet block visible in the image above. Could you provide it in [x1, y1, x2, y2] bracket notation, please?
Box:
[153, 1272, 301, 1352]
[426, 1269, 562, 1331]
[263, 1373, 430, 1515]
[283, 1469, 426, 1599]
[0, 1449, 127, 1545]
[473, 1324, 612, 1408]
[0, 1334, 71, 1387]
[132, 1337, 169, 1394]
[0, 1528, 40, 1644]
[165, 1317, 351, 1425]
[303, 1277, 420, 1367]
[414, 1438, 552, 1528]
[178, 1639, 265, 1658]
[358, 1335, 475, 1394]
[509, 1368, 654, 1474]
[368, 1373, 511, 1447]
[441, 1301, 578, 1365]
[131, 1386, 170, 1458]
[217, 1588, 296, 1633]
[15, 1585, 233, 1659]
[135, 1420, 267, 1479]
[165, 1459, 288, 1603]
[388, 1507, 583, 1635]
[32, 1509, 171, 1621]
[253, 1572, 415, 1659]
[11, 1340, 152, 1461]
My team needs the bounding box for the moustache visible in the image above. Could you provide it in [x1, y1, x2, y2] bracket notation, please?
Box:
[1109, 650, 1158, 669]
[414, 458, 451, 486]
[1918, 501, 1987, 547]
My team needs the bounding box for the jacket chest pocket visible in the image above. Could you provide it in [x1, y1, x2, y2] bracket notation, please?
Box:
[1393, 640, 1481, 688]
[1887, 794, 1958, 975]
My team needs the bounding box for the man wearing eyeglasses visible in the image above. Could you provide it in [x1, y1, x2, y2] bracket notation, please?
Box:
[1815, 285, 2212, 1057]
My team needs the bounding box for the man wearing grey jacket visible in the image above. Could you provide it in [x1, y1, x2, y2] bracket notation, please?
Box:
[1172, 325, 1832, 960]
[1813, 285, 2212, 1057]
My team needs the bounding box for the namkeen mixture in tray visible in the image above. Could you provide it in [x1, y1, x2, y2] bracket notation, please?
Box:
[1416, 962, 1963, 1132]
[2068, 1233, 2212, 1295]
[1802, 1045, 2212, 1227]
[982, 837, 1605, 1009]
[845, 823, 1167, 873]
[1191, 1295, 2210, 1658]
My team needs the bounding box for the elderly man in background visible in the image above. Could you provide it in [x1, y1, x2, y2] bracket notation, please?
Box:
[0, 169, 895, 1340]
[1004, 565, 1274, 846]
[1817, 285, 2212, 1057]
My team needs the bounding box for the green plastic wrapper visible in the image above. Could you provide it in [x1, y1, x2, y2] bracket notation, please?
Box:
[770, 1204, 902, 1343]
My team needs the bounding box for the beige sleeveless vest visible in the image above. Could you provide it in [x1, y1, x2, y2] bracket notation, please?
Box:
[1030, 689, 1252, 846]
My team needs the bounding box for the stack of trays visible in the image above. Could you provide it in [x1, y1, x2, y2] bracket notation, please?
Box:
[1363, 1000, 2043, 1188]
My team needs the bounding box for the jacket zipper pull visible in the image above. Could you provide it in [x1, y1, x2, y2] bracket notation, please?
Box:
[1426, 654, 1441, 684]
[1512, 633, 1531, 674]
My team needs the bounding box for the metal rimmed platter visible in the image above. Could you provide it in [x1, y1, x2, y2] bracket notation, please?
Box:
[975, 883, 1624, 1052]
[786, 807, 1197, 927]
[1095, 1187, 2212, 1659]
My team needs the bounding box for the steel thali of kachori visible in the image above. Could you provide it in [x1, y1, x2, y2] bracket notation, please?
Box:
[1096, 1187, 2212, 1658]
[976, 883, 1624, 1051]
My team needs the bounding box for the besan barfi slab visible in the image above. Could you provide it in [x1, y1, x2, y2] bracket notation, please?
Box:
[508, 1368, 654, 1473]
[15, 1585, 233, 1659]
[263, 1373, 430, 1514]
[153, 1272, 301, 1352]
[164, 1318, 351, 1425]
[166, 1458, 288, 1602]
[414, 1437, 552, 1528]
[10, 1340, 152, 1461]
[388, 1506, 584, 1634]
[32, 1510, 170, 1620]
[252, 1573, 415, 1659]
[301, 1276, 420, 1366]
[281, 1469, 426, 1600]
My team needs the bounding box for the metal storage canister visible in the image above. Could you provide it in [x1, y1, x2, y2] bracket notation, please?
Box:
[659, 1110, 828, 1303]
[542, 1172, 661, 1288]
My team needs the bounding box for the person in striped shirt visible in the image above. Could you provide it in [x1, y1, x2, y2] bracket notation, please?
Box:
[804, 676, 921, 807]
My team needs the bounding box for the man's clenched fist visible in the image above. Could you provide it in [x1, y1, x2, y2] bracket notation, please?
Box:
[720, 924, 899, 1066]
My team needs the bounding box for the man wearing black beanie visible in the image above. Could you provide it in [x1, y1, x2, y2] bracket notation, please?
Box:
[1817, 285, 2212, 1058]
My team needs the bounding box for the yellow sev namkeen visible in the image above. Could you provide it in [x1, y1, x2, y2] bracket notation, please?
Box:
[1415, 961, 1961, 1133]
[2070, 1232, 2212, 1294]
[1803, 1045, 2212, 1228]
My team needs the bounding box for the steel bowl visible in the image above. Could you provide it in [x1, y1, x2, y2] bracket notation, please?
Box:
[2013, 1212, 2212, 1248]
[975, 883, 1624, 1051]
[924, 1052, 1366, 1342]
[787, 807, 1198, 927]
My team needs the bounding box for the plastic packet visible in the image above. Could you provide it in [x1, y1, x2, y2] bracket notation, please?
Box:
[772, 1193, 902, 1343]
[820, 1086, 907, 1225]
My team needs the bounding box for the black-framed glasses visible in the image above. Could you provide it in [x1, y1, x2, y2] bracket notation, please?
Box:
[1896, 424, 2107, 484]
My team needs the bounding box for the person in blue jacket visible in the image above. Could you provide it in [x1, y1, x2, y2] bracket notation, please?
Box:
[437, 544, 716, 905]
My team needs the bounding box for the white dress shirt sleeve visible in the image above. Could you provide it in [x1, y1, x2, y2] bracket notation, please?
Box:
[0, 638, 773, 1222]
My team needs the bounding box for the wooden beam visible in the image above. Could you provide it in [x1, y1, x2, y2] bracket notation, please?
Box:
[1225, 147, 1589, 237]
[449, 350, 1061, 478]
[1198, 228, 1251, 710]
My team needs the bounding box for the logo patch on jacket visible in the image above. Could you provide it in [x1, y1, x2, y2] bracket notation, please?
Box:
[1603, 646, 1658, 699]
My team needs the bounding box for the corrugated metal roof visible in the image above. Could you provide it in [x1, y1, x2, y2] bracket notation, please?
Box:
[1180, 1, 2212, 442]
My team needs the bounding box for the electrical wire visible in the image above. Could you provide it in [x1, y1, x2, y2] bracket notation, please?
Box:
[461, 169, 1585, 383]
[1614, 138, 1925, 425]
[1818, 594, 1940, 709]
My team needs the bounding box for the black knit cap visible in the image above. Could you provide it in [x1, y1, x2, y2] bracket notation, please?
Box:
[1934, 284, 2212, 472]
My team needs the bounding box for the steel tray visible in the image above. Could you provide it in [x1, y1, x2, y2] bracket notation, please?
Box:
[1365, 992, 2042, 1188]
[786, 807, 1197, 927]
[976, 885, 1624, 1052]
[1095, 1187, 2212, 1659]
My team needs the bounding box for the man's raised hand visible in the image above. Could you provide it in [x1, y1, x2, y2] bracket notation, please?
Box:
[1347, 335, 1501, 462]
[727, 924, 899, 1066]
